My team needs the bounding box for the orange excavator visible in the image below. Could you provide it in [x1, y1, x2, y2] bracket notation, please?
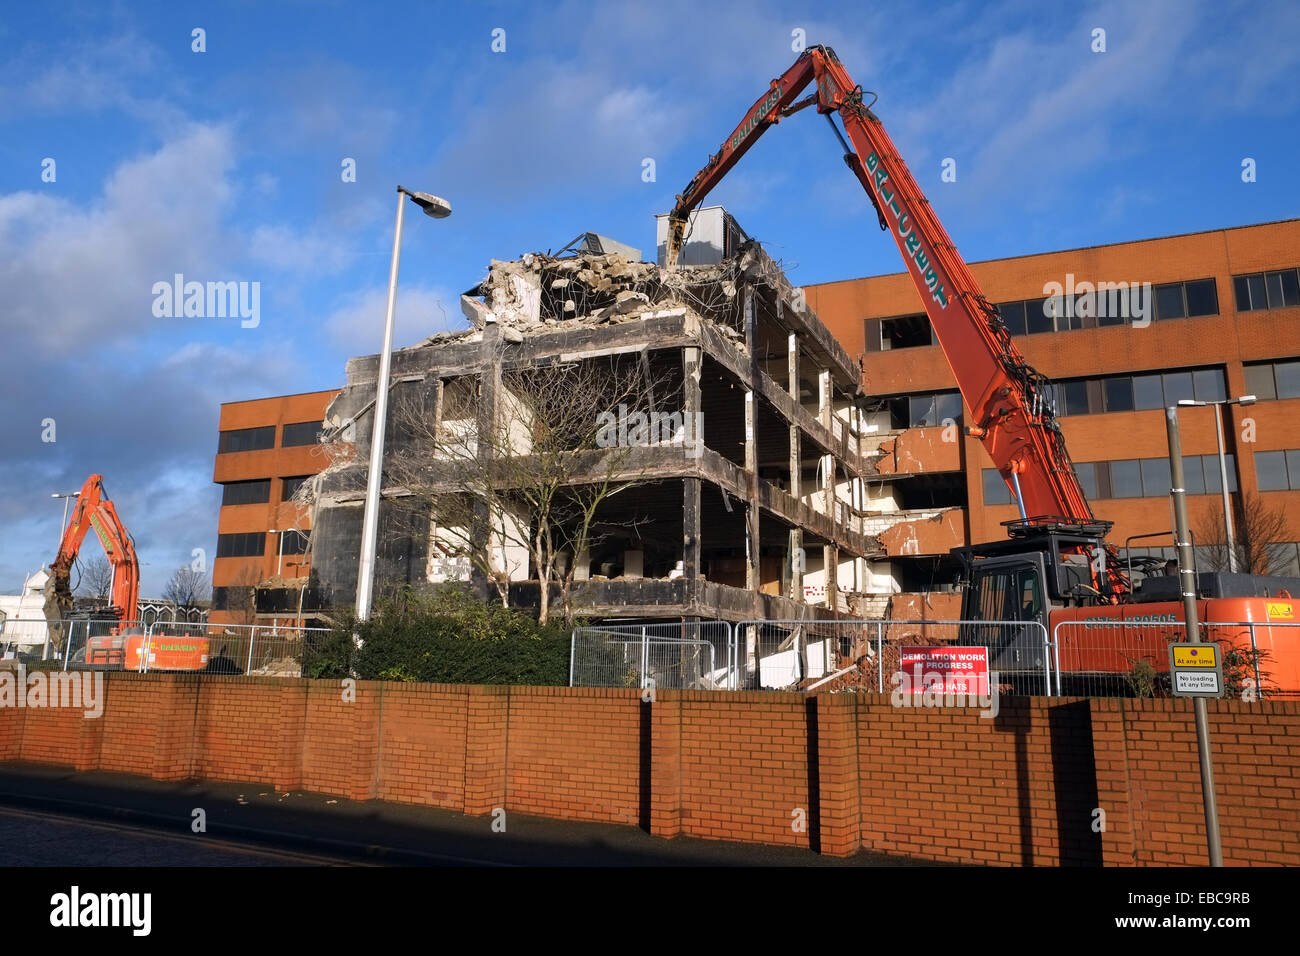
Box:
[44, 474, 208, 670]
[666, 45, 1300, 695]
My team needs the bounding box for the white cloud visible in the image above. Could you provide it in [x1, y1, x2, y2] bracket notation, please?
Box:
[324, 283, 465, 354]
[0, 123, 238, 353]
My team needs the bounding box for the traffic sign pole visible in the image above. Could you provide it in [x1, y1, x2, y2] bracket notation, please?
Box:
[1166, 407, 1223, 867]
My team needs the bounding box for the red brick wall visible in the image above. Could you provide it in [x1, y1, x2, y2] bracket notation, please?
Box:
[3, 672, 1298, 865]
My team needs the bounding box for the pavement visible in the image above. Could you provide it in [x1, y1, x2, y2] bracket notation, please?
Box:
[0, 763, 930, 866]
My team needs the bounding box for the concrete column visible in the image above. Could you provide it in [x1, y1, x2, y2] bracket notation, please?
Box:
[743, 287, 760, 600]
[683, 346, 702, 605]
[788, 333, 803, 602]
[472, 327, 501, 599]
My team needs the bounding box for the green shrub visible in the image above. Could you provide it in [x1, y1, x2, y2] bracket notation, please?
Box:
[312, 586, 574, 686]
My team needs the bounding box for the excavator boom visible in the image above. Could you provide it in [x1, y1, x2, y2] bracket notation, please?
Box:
[44, 474, 141, 628]
[666, 45, 1127, 597]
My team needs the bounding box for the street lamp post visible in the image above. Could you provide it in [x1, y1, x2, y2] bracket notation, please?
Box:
[355, 185, 451, 624]
[1177, 394, 1256, 573]
[51, 492, 80, 549]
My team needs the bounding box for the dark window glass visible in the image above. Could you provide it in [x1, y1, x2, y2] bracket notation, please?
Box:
[1245, 363, 1277, 401]
[1275, 360, 1300, 400]
[1184, 279, 1218, 317]
[1025, 298, 1055, 334]
[1154, 283, 1186, 320]
[217, 426, 275, 454]
[1162, 371, 1194, 405]
[881, 313, 932, 350]
[1288, 452, 1300, 491]
[1256, 451, 1289, 491]
[1094, 283, 1130, 326]
[1103, 376, 1135, 412]
[1192, 368, 1226, 403]
[211, 587, 230, 611]
[1203, 454, 1238, 494]
[281, 476, 311, 501]
[221, 479, 271, 506]
[1075, 462, 1099, 500]
[934, 392, 963, 425]
[1233, 275, 1252, 312]
[1059, 380, 1090, 416]
[983, 469, 1012, 506]
[281, 421, 320, 447]
[998, 300, 1027, 336]
[1111, 459, 1142, 498]
[278, 531, 310, 556]
[216, 532, 266, 558]
[1266, 271, 1286, 309]
[1141, 458, 1171, 497]
[1282, 269, 1300, 308]
[1133, 373, 1164, 410]
[909, 394, 937, 427]
[888, 397, 908, 430]
[1184, 455, 1206, 495]
[1248, 274, 1267, 311]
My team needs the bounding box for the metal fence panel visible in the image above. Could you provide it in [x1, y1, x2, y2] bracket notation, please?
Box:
[147, 621, 334, 677]
[1052, 619, 1300, 699]
[570, 621, 731, 690]
[743, 619, 1051, 693]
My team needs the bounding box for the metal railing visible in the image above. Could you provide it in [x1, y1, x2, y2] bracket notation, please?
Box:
[143, 621, 333, 677]
[570, 621, 731, 690]
[738, 618, 1051, 693]
[1051, 619, 1300, 699]
[1, 617, 332, 678]
[570, 618, 1051, 694]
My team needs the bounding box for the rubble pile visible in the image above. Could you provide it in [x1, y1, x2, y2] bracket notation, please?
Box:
[412, 245, 786, 350]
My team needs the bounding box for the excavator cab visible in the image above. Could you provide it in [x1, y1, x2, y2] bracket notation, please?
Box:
[955, 523, 1113, 679]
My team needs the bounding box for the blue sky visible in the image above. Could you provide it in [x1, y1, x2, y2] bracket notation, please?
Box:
[2, 0, 1298, 596]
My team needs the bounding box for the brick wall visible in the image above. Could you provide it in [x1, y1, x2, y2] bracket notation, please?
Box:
[2, 672, 1297, 865]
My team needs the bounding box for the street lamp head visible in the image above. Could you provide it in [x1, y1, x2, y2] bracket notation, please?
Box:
[399, 186, 451, 219]
[1176, 399, 1198, 407]
[1237, 394, 1257, 406]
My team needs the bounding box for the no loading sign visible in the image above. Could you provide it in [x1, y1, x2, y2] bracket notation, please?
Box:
[1168, 642, 1223, 697]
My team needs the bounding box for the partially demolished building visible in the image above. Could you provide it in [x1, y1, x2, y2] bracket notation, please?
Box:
[307, 209, 883, 625]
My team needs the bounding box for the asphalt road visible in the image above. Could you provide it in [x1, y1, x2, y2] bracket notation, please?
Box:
[0, 805, 355, 866]
[0, 764, 925, 867]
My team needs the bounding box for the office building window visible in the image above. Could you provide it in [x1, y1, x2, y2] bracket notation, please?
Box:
[1049, 367, 1225, 416]
[1255, 450, 1300, 491]
[221, 479, 271, 506]
[1234, 267, 1300, 311]
[281, 421, 320, 447]
[281, 475, 312, 501]
[877, 313, 932, 350]
[891, 391, 963, 428]
[1244, 359, 1300, 401]
[982, 469, 1013, 506]
[1184, 278, 1218, 317]
[996, 300, 1027, 336]
[217, 426, 275, 454]
[278, 531, 310, 556]
[216, 532, 266, 558]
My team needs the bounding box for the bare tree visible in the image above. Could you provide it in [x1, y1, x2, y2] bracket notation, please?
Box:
[387, 346, 672, 624]
[76, 555, 114, 602]
[164, 566, 211, 609]
[220, 563, 261, 625]
[1195, 492, 1294, 575]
